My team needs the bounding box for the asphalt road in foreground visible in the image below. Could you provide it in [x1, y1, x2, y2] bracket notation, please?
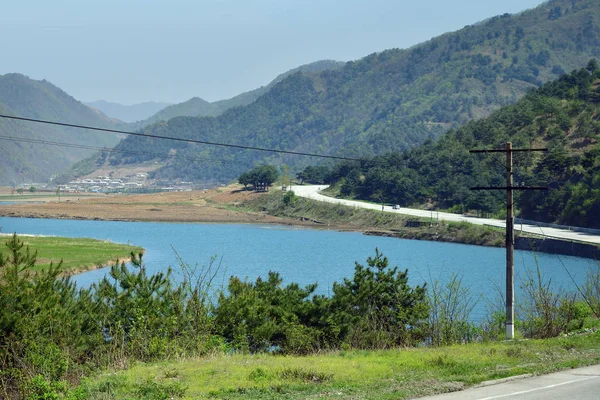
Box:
[416, 364, 600, 399]
[292, 185, 600, 245]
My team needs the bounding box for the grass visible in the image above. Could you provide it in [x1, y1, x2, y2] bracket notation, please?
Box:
[240, 191, 507, 247]
[0, 194, 52, 201]
[1, 235, 143, 274]
[0, 194, 92, 201]
[79, 331, 600, 399]
[243, 190, 412, 228]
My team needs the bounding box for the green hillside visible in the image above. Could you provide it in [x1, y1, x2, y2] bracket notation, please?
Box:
[103, 0, 600, 185]
[0, 73, 123, 185]
[322, 62, 600, 228]
[130, 60, 345, 129]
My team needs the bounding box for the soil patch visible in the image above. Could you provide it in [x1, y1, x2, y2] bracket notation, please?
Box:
[0, 185, 316, 226]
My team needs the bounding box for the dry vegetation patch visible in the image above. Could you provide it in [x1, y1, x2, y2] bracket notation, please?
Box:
[0, 185, 303, 225]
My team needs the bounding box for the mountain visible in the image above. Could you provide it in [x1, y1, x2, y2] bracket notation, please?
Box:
[85, 100, 172, 123]
[101, 0, 600, 185]
[0, 73, 123, 185]
[323, 62, 600, 228]
[132, 60, 345, 128]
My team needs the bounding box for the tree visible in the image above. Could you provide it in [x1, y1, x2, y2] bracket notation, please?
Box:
[282, 164, 291, 188]
[214, 271, 320, 353]
[238, 171, 252, 189]
[586, 59, 599, 74]
[255, 165, 279, 187]
[29, 186, 36, 194]
[238, 165, 279, 191]
[297, 165, 331, 184]
[330, 249, 428, 348]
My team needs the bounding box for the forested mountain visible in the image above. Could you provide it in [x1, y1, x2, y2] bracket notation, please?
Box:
[321, 63, 600, 228]
[100, 0, 600, 185]
[131, 60, 345, 129]
[0, 73, 123, 185]
[85, 100, 172, 123]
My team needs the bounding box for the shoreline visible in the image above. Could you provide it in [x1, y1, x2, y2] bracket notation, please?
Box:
[5, 209, 599, 261]
[0, 233, 143, 276]
[2, 187, 599, 260]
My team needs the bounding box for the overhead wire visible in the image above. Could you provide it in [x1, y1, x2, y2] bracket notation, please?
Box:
[0, 114, 362, 162]
[524, 220, 600, 315]
[0, 135, 251, 169]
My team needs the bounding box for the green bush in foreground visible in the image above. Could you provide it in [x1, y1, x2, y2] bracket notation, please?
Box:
[1, 234, 598, 398]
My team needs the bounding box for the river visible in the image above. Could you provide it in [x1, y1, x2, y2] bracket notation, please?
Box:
[0, 216, 596, 321]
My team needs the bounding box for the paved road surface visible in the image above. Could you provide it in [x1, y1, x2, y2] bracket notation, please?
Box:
[292, 185, 600, 245]
[416, 364, 600, 399]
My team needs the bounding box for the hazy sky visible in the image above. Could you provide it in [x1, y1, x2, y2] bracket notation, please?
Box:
[1, 0, 544, 105]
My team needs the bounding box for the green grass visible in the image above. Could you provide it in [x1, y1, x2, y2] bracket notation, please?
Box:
[241, 191, 507, 247]
[2, 235, 143, 273]
[79, 332, 600, 399]
[0, 194, 50, 201]
[0, 194, 83, 201]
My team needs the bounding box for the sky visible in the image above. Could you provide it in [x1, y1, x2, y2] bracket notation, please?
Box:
[0, 0, 545, 105]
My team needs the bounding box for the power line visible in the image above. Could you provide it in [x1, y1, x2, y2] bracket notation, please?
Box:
[0, 114, 361, 161]
[0, 135, 249, 168]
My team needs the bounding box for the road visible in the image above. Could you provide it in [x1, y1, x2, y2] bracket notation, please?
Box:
[416, 364, 600, 399]
[292, 185, 600, 245]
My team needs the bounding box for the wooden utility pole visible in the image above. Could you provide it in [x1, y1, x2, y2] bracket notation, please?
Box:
[470, 142, 547, 340]
[505, 142, 515, 339]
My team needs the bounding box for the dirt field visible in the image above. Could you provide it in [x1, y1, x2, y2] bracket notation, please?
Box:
[0, 185, 313, 226]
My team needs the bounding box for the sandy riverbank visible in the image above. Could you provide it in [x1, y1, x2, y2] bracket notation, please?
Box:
[0, 185, 319, 226]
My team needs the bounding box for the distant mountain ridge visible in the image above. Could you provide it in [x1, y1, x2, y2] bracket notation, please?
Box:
[131, 60, 346, 128]
[104, 0, 600, 185]
[0, 61, 345, 185]
[0, 73, 123, 185]
[85, 100, 172, 123]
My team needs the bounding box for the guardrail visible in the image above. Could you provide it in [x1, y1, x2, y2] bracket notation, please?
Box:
[515, 237, 600, 259]
[515, 218, 600, 236]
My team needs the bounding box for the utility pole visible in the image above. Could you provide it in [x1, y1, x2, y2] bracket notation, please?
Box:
[470, 142, 547, 340]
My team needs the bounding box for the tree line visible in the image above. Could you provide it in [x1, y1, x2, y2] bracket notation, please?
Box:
[302, 62, 600, 228]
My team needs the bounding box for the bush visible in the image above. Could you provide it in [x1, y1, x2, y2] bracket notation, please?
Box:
[583, 263, 600, 319]
[0, 235, 217, 397]
[329, 249, 428, 348]
[518, 264, 579, 338]
[426, 273, 480, 346]
[282, 190, 297, 206]
[214, 272, 323, 353]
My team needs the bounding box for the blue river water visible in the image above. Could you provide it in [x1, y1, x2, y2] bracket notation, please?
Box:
[0, 217, 596, 321]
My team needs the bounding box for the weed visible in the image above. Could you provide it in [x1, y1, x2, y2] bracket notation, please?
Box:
[163, 368, 180, 379]
[518, 263, 579, 338]
[426, 273, 480, 346]
[133, 378, 187, 400]
[248, 367, 270, 382]
[277, 367, 333, 383]
[427, 354, 457, 368]
[504, 346, 525, 358]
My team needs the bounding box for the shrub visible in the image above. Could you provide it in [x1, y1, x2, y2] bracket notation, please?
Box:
[329, 249, 428, 348]
[426, 273, 480, 346]
[282, 190, 297, 206]
[214, 272, 323, 353]
[583, 263, 600, 319]
[0, 235, 218, 397]
[518, 264, 579, 338]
